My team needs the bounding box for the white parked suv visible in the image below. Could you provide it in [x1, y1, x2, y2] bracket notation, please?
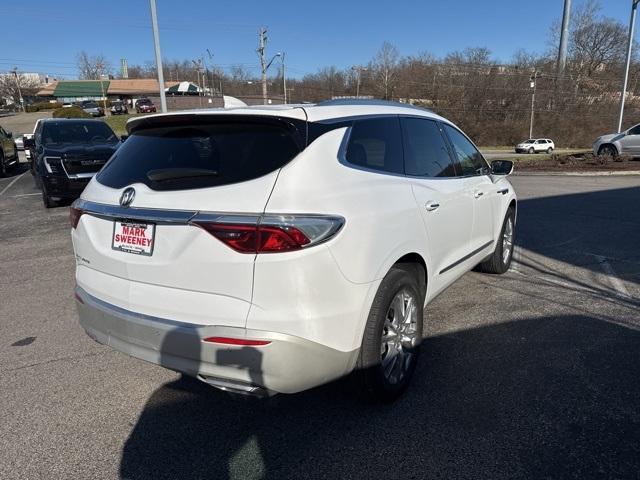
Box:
[515, 138, 554, 154]
[71, 100, 517, 400]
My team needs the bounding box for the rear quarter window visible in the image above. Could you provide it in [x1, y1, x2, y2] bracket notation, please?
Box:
[345, 117, 403, 174]
[97, 119, 303, 191]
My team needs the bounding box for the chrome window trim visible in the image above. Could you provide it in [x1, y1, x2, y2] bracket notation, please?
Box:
[74, 199, 199, 224]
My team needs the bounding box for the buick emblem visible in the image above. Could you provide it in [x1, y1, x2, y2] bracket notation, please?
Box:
[119, 187, 136, 207]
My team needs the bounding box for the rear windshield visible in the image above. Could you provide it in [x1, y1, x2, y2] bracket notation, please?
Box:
[42, 122, 117, 145]
[83, 101, 99, 108]
[97, 119, 303, 191]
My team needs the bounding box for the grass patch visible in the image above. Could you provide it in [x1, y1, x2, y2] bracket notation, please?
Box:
[103, 114, 141, 136]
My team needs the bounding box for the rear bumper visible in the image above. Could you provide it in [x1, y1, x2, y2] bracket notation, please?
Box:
[75, 287, 359, 395]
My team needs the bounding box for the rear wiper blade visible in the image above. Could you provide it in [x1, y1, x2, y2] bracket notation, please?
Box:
[147, 168, 219, 182]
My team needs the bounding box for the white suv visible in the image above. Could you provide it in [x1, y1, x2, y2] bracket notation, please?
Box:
[515, 138, 554, 154]
[71, 100, 517, 400]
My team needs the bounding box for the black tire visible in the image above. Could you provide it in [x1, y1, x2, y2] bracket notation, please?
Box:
[0, 152, 6, 177]
[598, 144, 618, 158]
[355, 264, 424, 402]
[477, 208, 515, 274]
[42, 184, 58, 208]
[528, 147, 535, 154]
[546, 147, 553, 154]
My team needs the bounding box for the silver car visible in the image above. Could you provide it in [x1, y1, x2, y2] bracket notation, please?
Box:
[593, 124, 640, 157]
[80, 100, 105, 117]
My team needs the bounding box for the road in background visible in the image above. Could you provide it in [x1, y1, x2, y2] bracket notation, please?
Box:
[0, 169, 639, 479]
[0, 112, 52, 137]
[481, 148, 589, 160]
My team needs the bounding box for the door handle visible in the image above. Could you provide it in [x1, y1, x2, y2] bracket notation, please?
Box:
[474, 191, 484, 199]
[497, 188, 509, 195]
[425, 201, 440, 212]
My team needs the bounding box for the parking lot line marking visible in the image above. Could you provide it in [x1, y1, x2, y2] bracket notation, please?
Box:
[594, 254, 631, 299]
[0, 171, 27, 197]
[11, 192, 40, 197]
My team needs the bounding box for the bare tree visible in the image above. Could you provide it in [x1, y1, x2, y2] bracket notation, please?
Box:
[571, 17, 627, 77]
[371, 42, 400, 100]
[76, 51, 112, 80]
[0, 73, 40, 107]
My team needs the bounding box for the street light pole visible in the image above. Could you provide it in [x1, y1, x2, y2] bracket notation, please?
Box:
[281, 52, 287, 104]
[557, 0, 571, 75]
[149, 0, 167, 113]
[529, 71, 539, 139]
[617, 0, 640, 133]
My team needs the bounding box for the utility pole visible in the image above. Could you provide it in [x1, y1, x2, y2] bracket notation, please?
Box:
[557, 0, 571, 75]
[529, 70, 540, 139]
[96, 61, 107, 112]
[618, 0, 640, 133]
[149, 0, 167, 113]
[351, 66, 367, 98]
[257, 27, 268, 104]
[10, 68, 25, 112]
[192, 59, 204, 107]
[281, 52, 287, 104]
[206, 49, 220, 97]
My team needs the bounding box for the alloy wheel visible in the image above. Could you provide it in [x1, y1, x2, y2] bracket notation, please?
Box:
[502, 217, 514, 264]
[380, 289, 419, 385]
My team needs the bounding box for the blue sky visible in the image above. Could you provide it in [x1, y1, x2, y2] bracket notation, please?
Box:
[2, 0, 636, 79]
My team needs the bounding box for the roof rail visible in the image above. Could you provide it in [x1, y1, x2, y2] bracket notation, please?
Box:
[316, 98, 432, 112]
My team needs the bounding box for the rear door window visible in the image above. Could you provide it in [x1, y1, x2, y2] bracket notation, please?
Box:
[97, 118, 303, 191]
[401, 117, 457, 177]
[345, 117, 403, 174]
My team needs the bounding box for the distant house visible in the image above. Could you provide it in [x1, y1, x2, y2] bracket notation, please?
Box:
[36, 79, 180, 103]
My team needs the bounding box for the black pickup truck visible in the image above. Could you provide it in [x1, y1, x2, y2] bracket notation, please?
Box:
[31, 119, 122, 207]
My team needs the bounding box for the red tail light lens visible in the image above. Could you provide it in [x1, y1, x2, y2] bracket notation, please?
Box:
[194, 223, 310, 253]
[193, 214, 344, 254]
[70, 205, 84, 229]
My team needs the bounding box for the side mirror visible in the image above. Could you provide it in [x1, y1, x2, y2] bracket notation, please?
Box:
[6, 131, 12, 138]
[120, 135, 128, 142]
[23, 137, 35, 148]
[490, 159, 514, 176]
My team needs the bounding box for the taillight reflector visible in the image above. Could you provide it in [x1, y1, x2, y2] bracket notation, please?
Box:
[70, 205, 84, 229]
[203, 336, 271, 346]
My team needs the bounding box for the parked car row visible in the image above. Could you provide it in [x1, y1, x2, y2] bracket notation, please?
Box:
[57, 98, 156, 116]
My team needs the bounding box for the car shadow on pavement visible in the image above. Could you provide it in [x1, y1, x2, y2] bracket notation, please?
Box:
[514, 185, 640, 291]
[120, 315, 640, 480]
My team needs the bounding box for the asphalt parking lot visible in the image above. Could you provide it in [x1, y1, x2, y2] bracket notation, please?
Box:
[1, 157, 639, 479]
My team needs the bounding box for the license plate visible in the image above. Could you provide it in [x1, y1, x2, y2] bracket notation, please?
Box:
[112, 221, 155, 256]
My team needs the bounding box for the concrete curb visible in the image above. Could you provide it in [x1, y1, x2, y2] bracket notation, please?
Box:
[514, 170, 640, 176]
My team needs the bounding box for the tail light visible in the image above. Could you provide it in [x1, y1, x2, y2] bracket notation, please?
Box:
[70, 203, 85, 229]
[193, 214, 344, 254]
